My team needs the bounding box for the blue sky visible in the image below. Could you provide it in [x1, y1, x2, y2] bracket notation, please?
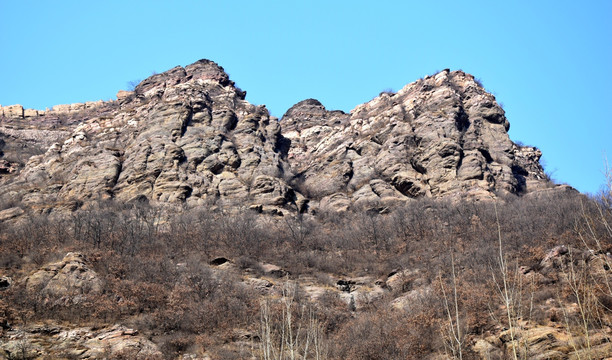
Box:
[1, 1, 610, 194]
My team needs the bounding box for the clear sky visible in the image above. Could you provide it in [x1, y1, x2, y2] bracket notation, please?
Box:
[1, 1, 610, 195]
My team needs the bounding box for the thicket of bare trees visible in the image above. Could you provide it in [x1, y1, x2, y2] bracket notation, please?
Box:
[0, 186, 610, 358]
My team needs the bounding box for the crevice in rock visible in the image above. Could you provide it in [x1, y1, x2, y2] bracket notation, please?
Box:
[454, 106, 470, 132]
[275, 135, 291, 159]
[511, 164, 528, 194]
[410, 159, 427, 175]
[479, 148, 494, 163]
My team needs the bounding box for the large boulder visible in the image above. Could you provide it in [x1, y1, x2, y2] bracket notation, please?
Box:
[24, 252, 103, 303]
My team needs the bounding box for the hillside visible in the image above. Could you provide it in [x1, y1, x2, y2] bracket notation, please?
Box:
[0, 60, 611, 360]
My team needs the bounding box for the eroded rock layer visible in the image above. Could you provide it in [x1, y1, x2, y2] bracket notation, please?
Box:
[282, 70, 547, 211]
[1, 60, 295, 213]
[0, 61, 550, 214]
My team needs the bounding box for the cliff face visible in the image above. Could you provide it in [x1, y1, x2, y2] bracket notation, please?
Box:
[0, 60, 550, 214]
[1, 60, 294, 213]
[282, 70, 547, 211]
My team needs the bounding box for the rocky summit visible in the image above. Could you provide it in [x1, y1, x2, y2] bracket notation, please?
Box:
[0, 60, 552, 215]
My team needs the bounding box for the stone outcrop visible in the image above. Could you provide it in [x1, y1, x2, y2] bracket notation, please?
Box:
[282, 69, 548, 211]
[470, 311, 612, 360]
[0, 105, 24, 118]
[0, 98, 114, 192]
[0, 207, 23, 222]
[1, 324, 162, 359]
[1, 60, 297, 214]
[0, 100, 106, 120]
[0, 60, 556, 215]
[24, 252, 103, 303]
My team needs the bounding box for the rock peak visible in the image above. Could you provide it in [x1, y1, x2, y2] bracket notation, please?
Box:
[282, 68, 550, 208]
[282, 98, 349, 134]
[133, 59, 233, 96]
[295, 98, 324, 107]
[282, 98, 326, 119]
[188, 58, 223, 68]
[184, 59, 231, 85]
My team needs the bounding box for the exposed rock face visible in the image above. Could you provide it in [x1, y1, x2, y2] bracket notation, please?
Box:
[24, 252, 103, 303]
[0, 207, 23, 222]
[0, 99, 115, 193]
[0, 61, 553, 215]
[1, 324, 162, 359]
[0, 105, 24, 118]
[282, 70, 548, 211]
[1, 60, 294, 213]
[0, 101, 105, 119]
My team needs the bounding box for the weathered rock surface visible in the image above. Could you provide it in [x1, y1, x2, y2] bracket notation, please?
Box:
[282, 70, 549, 211]
[0, 61, 556, 215]
[0, 99, 114, 191]
[24, 252, 103, 303]
[0, 105, 24, 118]
[0, 207, 23, 222]
[0, 324, 162, 359]
[0, 100, 105, 120]
[470, 324, 612, 360]
[1, 60, 296, 214]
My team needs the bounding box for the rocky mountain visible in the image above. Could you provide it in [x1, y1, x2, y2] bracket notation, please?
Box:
[0, 60, 551, 215]
[282, 70, 547, 211]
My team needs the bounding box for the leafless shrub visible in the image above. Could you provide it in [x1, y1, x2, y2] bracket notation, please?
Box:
[258, 282, 328, 360]
[0, 185, 609, 357]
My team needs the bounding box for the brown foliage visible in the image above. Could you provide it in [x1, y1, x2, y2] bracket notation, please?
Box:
[1, 188, 611, 357]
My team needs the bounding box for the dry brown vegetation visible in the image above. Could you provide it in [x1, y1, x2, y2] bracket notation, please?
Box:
[1, 187, 611, 359]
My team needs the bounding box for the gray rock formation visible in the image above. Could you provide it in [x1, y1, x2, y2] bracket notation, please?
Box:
[0, 61, 554, 215]
[282, 69, 548, 211]
[1, 324, 162, 359]
[1, 60, 295, 213]
[24, 252, 103, 304]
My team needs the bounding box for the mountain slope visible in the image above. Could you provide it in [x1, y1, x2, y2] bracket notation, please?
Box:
[282, 70, 547, 212]
[0, 60, 551, 214]
[1, 60, 296, 213]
